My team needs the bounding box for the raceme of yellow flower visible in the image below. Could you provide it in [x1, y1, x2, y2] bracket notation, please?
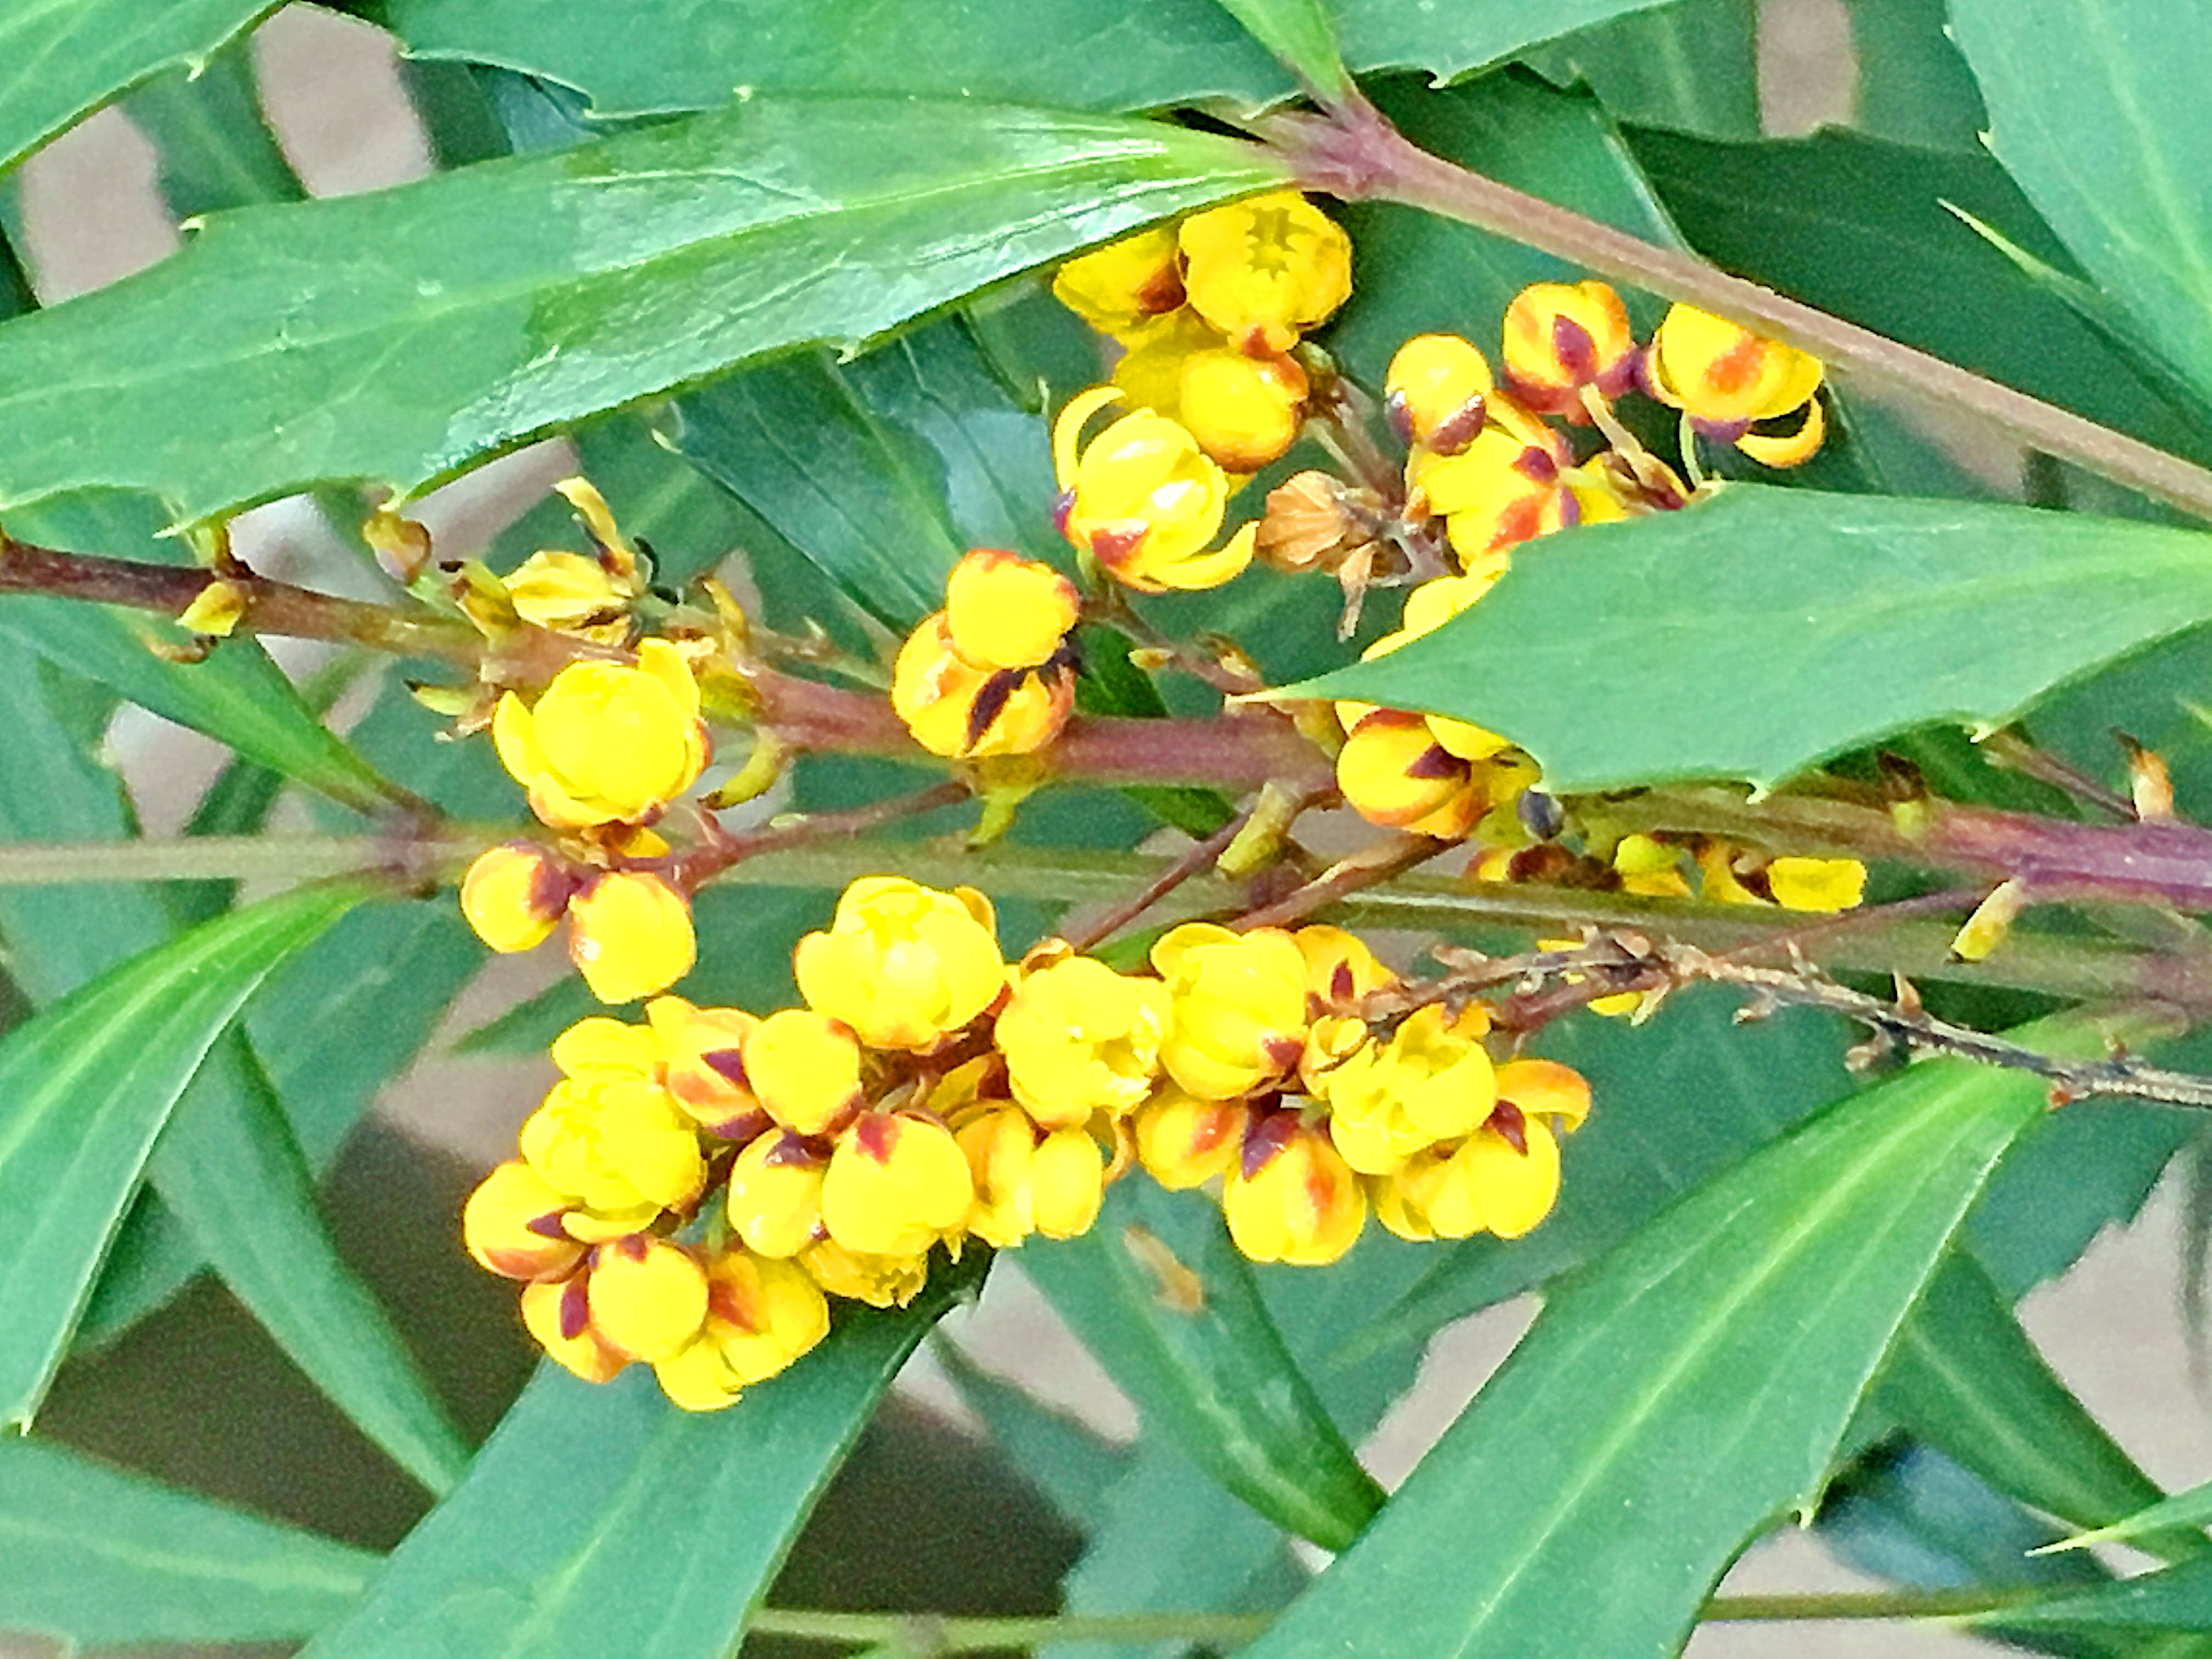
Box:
[794, 876, 1006, 1052]
[1177, 191, 1353, 356]
[1151, 923, 1311, 1101]
[1053, 388, 1257, 592]
[1499, 280, 1639, 414]
[996, 952, 1171, 1127]
[1647, 303, 1826, 466]
[492, 638, 709, 830]
[1386, 332, 1494, 455]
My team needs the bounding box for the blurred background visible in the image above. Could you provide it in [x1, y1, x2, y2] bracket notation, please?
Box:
[5, 4, 2204, 1655]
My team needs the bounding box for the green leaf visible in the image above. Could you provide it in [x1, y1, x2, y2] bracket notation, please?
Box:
[1949, 0, 2212, 406]
[0, 878, 369, 1427]
[1022, 1180, 1384, 1551]
[384, 0, 1683, 121]
[1626, 125, 2212, 465]
[0, 98, 1282, 525]
[146, 1031, 470, 1495]
[0, 0, 279, 176]
[1841, 0, 1984, 151]
[124, 39, 304, 219]
[930, 1338, 1136, 1530]
[1875, 1250, 2197, 1558]
[1279, 487, 2212, 793]
[2055, 1479, 2212, 1556]
[0, 1436, 377, 1645]
[305, 1264, 980, 1659]
[1243, 1043, 2053, 1658]
[1521, 0, 1761, 140]
[1357, 990, 1850, 1350]
[1968, 1558, 2212, 1643]
[1210, 0, 1350, 97]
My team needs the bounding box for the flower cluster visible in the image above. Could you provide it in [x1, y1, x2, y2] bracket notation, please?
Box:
[462, 875, 1592, 1407]
[891, 549, 1081, 758]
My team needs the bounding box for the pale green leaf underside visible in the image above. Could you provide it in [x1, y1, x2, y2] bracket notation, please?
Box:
[0, 878, 369, 1426]
[0, 1437, 375, 1645]
[0, 0, 278, 175]
[1283, 487, 2212, 792]
[382, 0, 1678, 120]
[1246, 1050, 2050, 1657]
[0, 97, 1280, 524]
[1950, 0, 2212, 408]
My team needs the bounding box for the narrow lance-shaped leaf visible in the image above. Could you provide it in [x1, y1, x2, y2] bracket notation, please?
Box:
[0, 98, 1283, 525]
[0, 1436, 376, 1646]
[0, 877, 371, 1426]
[1209, 0, 1350, 99]
[0, 0, 279, 176]
[1279, 487, 2212, 793]
[1245, 1035, 2058, 1657]
[306, 1257, 984, 1659]
[1022, 1180, 1384, 1551]
[1966, 1556, 2212, 1644]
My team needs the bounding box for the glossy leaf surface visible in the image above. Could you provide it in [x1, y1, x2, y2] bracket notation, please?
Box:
[1245, 1049, 2050, 1657]
[0, 1437, 376, 1645]
[0, 878, 369, 1426]
[306, 1264, 978, 1659]
[1283, 488, 2212, 792]
[1211, 0, 1349, 95]
[0, 98, 1280, 523]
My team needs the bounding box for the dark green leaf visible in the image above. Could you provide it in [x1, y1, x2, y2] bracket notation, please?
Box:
[1627, 125, 2212, 465]
[1949, 0, 2212, 405]
[125, 40, 304, 219]
[0, 878, 369, 1426]
[1357, 990, 1850, 1350]
[1023, 1180, 1384, 1550]
[1210, 0, 1349, 97]
[1876, 1250, 2197, 1558]
[305, 1262, 980, 1659]
[145, 1031, 470, 1495]
[0, 0, 278, 174]
[930, 1337, 1136, 1530]
[382, 0, 1681, 121]
[0, 98, 1282, 524]
[0, 1436, 376, 1645]
[2053, 1479, 2212, 1557]
[1521, 0, 1760, 140]
[1279, 487, 2212, 793]
[1243, 1040, 2052, 1657]
[1842, 0, 1984, 151]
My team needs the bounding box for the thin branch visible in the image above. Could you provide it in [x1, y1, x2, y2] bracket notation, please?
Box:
[742, 1607, 1273, 1655]
[1269, 97, 2212, 522]
[1233, 830, 1444, 929]
[672, 781, 974, 889]
[1060, 803, 1258, 952]
[1699, 1588, 2040, 1623]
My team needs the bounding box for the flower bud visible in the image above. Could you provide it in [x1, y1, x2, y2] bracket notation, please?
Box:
[799, 1238, 932, 1308]
[725, 1130, 829, 1258]
[568, 871, 696, 1004]
[1646, 304, 1825, 467]
[518, 1076, 706, 1228]
[1178, 191, 1352, 356]
[943, 549, 1080, 672]
[1499, 280, 1638, 414]
[822, 1111, 975, 1258]
[996, 953, 1171, 1127]
[1223, 1113, 1367, 1266]
[1385, 333, 1493, 454]
[646, 997, 767, 1137]
[503, 549, 633, 643]
[959, 1107, 1107, 1246]
[1053, 388, 1257, 593]
[1336, 711, 1487, 840]
[1411, 423, 1577, 562]
[1052, 225, 1186, 339]
[892, 613, 1075, 758]
[587, 1234, 709, 1362]
[1323, 1004, 1498, 1174]
[1150, 923, 1310, 1101]
[1765, 856, 1867, 913]
[743, 1009, 864, 1136]
[794, 877, 1005, 1051]
[654, 1248, 831, 1410]
[460, 843, 573, 953]
[462, 1160, 585, 1281]
[1132, 1086, 1250, 1189]
[1177, 348, 1308, 474]
[491, 638, 708, 829]
[521, 1276, 629, 1383]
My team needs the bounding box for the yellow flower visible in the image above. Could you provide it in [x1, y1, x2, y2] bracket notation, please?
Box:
[1766, 856, 1867, 913]
[1176, 348, 1309, 475]
[653, 1248, 831, 1411]
[503, 550, 633, 644]
[743, 1009, 865, 1137]
[491, 639, 708, 830]
[1110, 307, 1226, 427]
[459, 842, 573, 955]
[1223, 1113, 1367, 1266]
[957, 1106, 1106, 1246]
[799, 1238, 932, 1308]
[462, 1160, 585, 1282]
[1151, 923, 1311, 1101]
[1053, 388, 1257, 592]
[1052, 224, 1186, 340]
[1410, 416, 1577, 563]
[1612, 834, 1692, 900]
[586, 1234, 709, 1362]
[1499, 280, 1638, 415]
[891, 613, 1075, 759]
[794, 877, 1005, 1052]
[821, 1111, 975, 1258]
[1322, 1004, 1498, 1174]
[1647, 304, 1825, 467]
[1132, 1086, 1250, 1190]
[567, 871, 696, 1004]
[1385, 333, 1494, 455]
[518, 1072, 706, 1235]
[995, 953, 1171, 1127]
[521, 1275, 629, 1383]
[725, 1130, 829, 1259]
[1178, 191, 1352, 356]
[943, 549, 1080, 673]
[1372, 1060, 1585, 1243]
[1335, 710, 1488, 840]
[1334, 574, 1515, 763]
[645, 997, 767, 1138]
